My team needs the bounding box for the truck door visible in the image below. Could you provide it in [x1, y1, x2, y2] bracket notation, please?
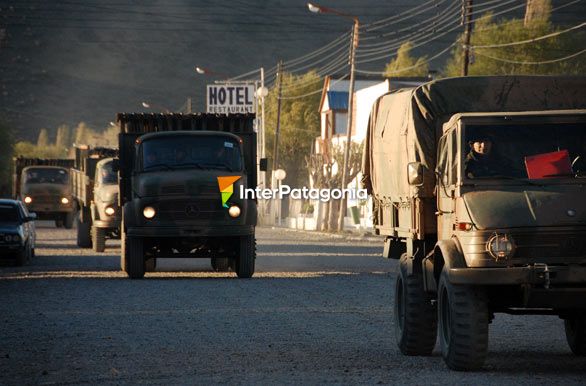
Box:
[436, 130, 457, 241]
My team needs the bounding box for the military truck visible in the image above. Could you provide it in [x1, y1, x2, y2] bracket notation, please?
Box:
[71, 145, 119, 252]
[13, 157, 76, 228]
[115, 113, 265, 279]
[362, 76, 586, 370]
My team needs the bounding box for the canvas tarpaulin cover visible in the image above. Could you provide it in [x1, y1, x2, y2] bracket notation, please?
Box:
[361, 76, 586, 203]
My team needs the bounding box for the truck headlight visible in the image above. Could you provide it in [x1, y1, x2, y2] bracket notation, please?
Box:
[105, 206, 116, 216]
[143, 206, 156, 219]
[486, 234, 515, 261]
[24, 196, 32, 204]
[228, 205, 241, 218]
[61, 197, 69, 204]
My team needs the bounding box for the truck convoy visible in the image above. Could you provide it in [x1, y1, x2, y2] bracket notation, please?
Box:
[362, 76, 586, 370]
[13, 157, 76, 228]
[115, 113, 265, 279]
[71, 145, 119, 252]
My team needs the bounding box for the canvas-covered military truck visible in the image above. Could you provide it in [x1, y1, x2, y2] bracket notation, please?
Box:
[71, 145, 119, 252]
[13, 157, 76, 228]
[362, 76, 586, 370]
[115, 113, 266, 279]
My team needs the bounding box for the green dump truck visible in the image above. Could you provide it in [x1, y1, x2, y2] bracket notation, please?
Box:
[362, 76, 586, 370]
[115, 113, 265, 279]
[71, 145, 120, 252]
[13, 157, 76, 228]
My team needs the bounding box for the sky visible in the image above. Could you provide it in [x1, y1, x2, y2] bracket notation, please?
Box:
[0, 0, 584, 141]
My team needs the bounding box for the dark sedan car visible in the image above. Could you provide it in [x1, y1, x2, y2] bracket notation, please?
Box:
[0, 199, 36, 266]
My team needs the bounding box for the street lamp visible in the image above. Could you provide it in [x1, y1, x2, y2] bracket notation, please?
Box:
[307, 2, 360, 232]
[141, 101, 171, 113]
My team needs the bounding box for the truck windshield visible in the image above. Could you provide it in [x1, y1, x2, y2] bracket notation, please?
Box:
[0, 204, 19, 223]
[98, 162, 117, 185]
[142, 135, 243, 171]
[463, 122, 586, 180]
[24, 168, 69, 184]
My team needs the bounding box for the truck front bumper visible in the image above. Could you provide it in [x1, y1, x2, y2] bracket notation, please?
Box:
[448, 264, 586, 286]
[126, 225, 255, 238]
[448, 264, 586, 309]
[93, 218, 120, 229]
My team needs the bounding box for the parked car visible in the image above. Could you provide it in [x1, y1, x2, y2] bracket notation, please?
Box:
[0, 199, 36, 266]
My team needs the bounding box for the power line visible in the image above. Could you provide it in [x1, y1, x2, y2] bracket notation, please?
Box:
[473, 47, 586, 64]
[279, 74, 349, 100]
[472, 21, 586, 48]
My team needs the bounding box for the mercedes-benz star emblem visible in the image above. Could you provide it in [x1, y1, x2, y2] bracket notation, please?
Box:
[185, 204, 199, 216]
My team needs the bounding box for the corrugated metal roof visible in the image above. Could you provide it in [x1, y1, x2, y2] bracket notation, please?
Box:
[326, 91, 349, 110]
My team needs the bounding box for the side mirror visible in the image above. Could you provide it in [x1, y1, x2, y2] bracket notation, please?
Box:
[259, 158, 268, 172]
[26, 213, 37, 222]
[111, 159, 120, 173]
[407, 162, 425, 186]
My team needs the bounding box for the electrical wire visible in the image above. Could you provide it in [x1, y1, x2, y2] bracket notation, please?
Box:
[472, 21, 586, 48]
[355, 41, 457, 75]
[473, 47, 586, 64]
[279, 74, 349, 100]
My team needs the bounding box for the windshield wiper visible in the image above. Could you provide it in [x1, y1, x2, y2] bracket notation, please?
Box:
[174, 162, 204, 170]
[199, 162, 235, 172]
[144, 163, 174, 171]
[469, 175, 541, 186]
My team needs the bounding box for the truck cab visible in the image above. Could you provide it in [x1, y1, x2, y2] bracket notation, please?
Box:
[117, 113, 263, 279]
[19, 165, 75, 228]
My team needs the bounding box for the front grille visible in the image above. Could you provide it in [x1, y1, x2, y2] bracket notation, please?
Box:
[32, 195, 59, 204]
[161, 185, 185, 195]
[512, 231, 586, 258]
[158, 199, 223, 221]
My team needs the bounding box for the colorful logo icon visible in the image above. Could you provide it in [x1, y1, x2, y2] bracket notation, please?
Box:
[217, 176, 241, 208]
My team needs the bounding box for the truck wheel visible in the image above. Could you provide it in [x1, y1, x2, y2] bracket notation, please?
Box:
[125, 237, 145, 279]
[211, 258, 231, 272]
[235, 235, 255, 278]
[564, 317, 586, 355]
[92, 227, 106, 252]
[63, 212, 74, 229]
[55, 219, 64, 228]
[76, 215, 92, 248]
[438, 267, 489, 371]
[394, 254, 437, 356]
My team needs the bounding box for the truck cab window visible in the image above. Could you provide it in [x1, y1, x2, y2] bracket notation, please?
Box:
[24, 168, 69, 184]
[464, 122, 586, 180]
[142, 135, 243, 172]
[97, 163, 117, 185]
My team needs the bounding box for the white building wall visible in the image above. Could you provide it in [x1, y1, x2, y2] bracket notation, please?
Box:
[353, 80, 390, 142]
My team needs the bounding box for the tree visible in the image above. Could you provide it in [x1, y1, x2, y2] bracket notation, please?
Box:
[55, 125, 71, 150]
[37, 128, 50, 147]
[0, 120, 13, 197]
[265, 70, 323, 187]
[384, 42, 429, 77]
[443, 12, 586, 77]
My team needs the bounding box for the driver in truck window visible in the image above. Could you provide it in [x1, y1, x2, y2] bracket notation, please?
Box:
[464, 136, 504, 178]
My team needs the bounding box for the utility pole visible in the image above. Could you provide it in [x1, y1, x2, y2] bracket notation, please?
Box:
[260, 67, 267, 189]
[271, 60, 284, 189]
[336, 20, 359, 232]
[461, 0, 473, 76]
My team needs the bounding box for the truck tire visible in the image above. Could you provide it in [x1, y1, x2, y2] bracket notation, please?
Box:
[63, 212, 74, 229]
[55, 219, 64, 228]
[211, 258, 231, 272]
[394, 254, 437, 356]
[92, 227, 106, 252]
[125, 236, 145, 279]
[120, 227, 127, 272]
[438, 267, 489, 371]
[76, 215, 92, 248]
[235, 235, 255, 278]
[565, 317, 586, 356]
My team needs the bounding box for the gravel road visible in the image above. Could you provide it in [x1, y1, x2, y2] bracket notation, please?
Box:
[0, 223, 584, 385]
